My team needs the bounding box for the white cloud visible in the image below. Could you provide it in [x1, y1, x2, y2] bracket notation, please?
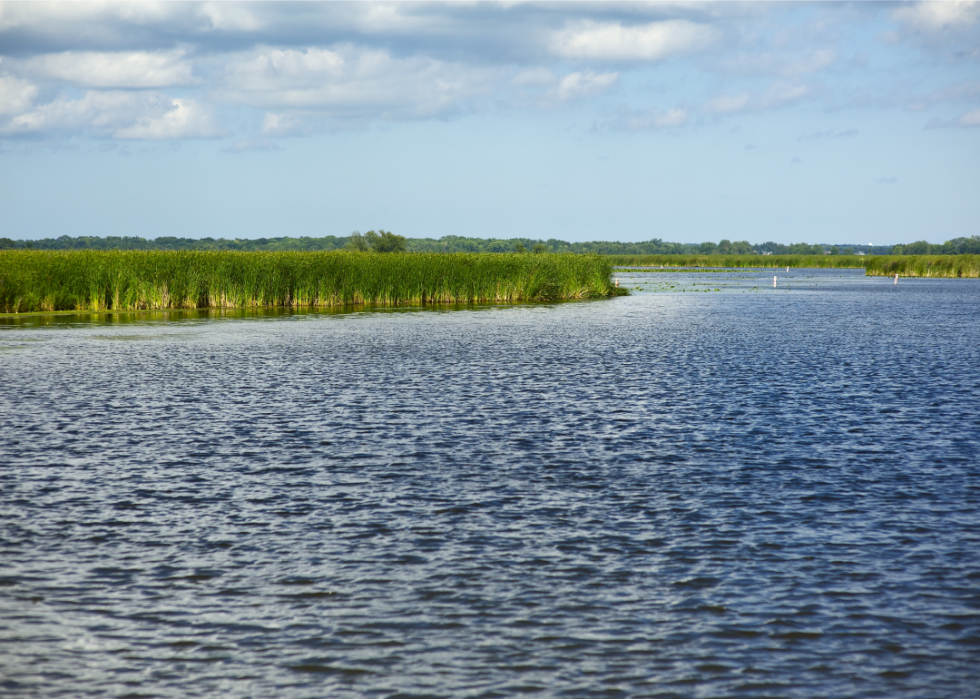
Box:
[115, 98, 221, 139]
[959, 108, 980, 125]
[1, 91, 221, 139]
[21, 50, 196, 88]
[550, 71, 618, 101]
[893, 1, 980, 33]
[262, 111, 307, 136]
[551, 20, 715, 61]
[720, 49, 837, 78]
[926, 108, 980, 128]
[703, 83, 810, 116]
[511, 67, 557, 87]
[760, 82, 811, 108]
[222, 138, 282, 153]
[219, 46, 498, 121]
[199, 2, 263, 32]
[705, 93, 750, 114]
[0, 74, 38, 115]
[608, 107, 689, 131]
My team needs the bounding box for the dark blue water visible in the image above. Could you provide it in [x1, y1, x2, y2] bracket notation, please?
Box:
[2, 268, 979, 698]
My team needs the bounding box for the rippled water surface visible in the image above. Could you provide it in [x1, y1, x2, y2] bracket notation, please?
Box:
[2, 268, 979, 698]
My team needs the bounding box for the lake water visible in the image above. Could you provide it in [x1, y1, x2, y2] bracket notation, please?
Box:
[2, 268, 979, 698]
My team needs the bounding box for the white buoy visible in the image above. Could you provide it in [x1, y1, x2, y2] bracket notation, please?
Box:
[786, 266, 789, 272]
[894, 274, 899, 284]
[615, 278, 620, 287]
[773, 276, 777, 287]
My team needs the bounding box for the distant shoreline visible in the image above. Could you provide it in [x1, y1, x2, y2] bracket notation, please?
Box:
[606, 254, 980, 278]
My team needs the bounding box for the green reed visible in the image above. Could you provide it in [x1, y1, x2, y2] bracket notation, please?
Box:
[606, 254, 871, 269]
[0, 250, 619, 313]
[864, 255, 980, 278]
[606, 253, 980, 277]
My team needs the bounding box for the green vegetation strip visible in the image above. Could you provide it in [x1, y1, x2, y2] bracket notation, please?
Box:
[607, 254, 870, 269]
[0, 250, 621, 314]
[864, 255, 980, 278]
[608, 254, 980, 277]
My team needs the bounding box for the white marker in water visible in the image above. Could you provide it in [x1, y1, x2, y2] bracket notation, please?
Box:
[615, 278, 620, 287]
[895, 274, 899, 284]
[773, 276, 777, 287]
[786, 266, 789, 272]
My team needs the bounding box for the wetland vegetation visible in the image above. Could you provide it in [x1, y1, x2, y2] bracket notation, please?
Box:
[607, 254, 871, 269]
[0, 250, 620, 314]
[864, 254, 980, 278]
[610, 254, 980, 278]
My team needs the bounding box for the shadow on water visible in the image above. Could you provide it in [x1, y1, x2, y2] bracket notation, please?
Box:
[0, 298, 603, 329]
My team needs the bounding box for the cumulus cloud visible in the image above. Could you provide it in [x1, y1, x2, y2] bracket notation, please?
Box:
[221, 138, 282, 153]
[705, 93, 750, 114]
[703, 83, 811, 115]
[551, 20, 715, 61]
[511, 67, 557, 87]
[115, 98, 221, 139]
[218, 46, 498, 121]
[198, 2, 263, 32]
[605, 107, 689, 131]
[719, 49, 837, 78]
[19, 50, 196, 88]
[0, 2, 976, 143]
[549, 71, 618, 102]
[926, 109, 980, 128]
[0, 74, 38, 115]
[893, 1, 980, 33]
[1, 91, 222, 139]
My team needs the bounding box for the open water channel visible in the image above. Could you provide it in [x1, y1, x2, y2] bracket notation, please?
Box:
[1, 268, 978, 698]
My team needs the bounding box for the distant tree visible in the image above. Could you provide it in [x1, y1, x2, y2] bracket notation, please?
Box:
[830, 246, 841, 255]
[906, 240, 930, 255]
[346, 231, 371, 252]
[0, 237, 15, 249]
[365, 230, 406, 253]
[699, 241, 717, 254]
[515, 243, 526, 253]
[531, 243, 548, 254]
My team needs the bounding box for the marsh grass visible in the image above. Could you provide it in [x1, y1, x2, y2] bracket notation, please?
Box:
[606, 254, 870, 269]
[864, 255, 980, 278]
[608, 253, 980, 277]
[0, 250, 619, 314]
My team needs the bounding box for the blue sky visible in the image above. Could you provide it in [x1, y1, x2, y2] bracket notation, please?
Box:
[1, 1, 978, 244]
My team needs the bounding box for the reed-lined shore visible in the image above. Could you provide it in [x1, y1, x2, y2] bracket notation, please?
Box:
[608, 253, 980, 277]
[0, 250, 620, 314]
[607, 254, 869, 269]
[864, 255, 980, 278]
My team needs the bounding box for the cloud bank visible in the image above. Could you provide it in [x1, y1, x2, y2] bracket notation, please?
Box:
[0, 1, 978, 141]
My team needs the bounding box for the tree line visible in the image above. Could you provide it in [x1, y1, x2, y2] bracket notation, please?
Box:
[1, 233, 976, 255]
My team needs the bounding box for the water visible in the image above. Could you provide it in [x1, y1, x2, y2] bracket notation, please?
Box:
[2, 268, 978, 698]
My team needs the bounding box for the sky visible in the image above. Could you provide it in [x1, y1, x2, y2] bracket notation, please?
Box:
[1, 1, 978, 245]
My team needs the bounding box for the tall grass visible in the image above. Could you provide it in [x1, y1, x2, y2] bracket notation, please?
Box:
[865, 254, 980, 278]
[0, 251, 619, 314]
[606, 254, 871, 269]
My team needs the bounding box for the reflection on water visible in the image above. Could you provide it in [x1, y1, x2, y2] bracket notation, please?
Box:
[1, 268, 979, 698]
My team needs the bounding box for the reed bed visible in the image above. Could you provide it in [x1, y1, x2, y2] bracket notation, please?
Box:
[0, 250, 619, 314]
[606, 254, 871, 269]
[864, 255, 980, 278]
